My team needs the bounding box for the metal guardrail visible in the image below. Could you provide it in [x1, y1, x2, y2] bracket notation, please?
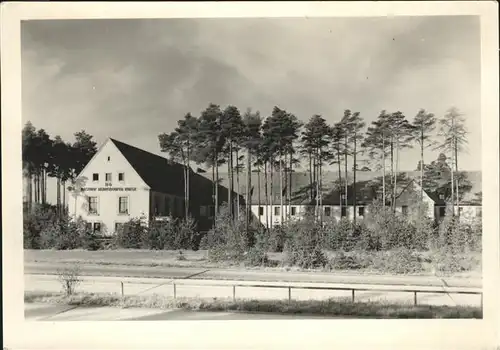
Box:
[119, 280, 483, 308]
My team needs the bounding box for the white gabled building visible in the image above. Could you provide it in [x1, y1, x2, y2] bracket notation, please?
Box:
[68, 138, 234, 235]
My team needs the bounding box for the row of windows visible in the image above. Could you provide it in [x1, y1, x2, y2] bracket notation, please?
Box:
[88, 196, 128, 215]
[92, 172, 125, 182]
[258, 206, 366, 217]
[86, 222, 125, 233]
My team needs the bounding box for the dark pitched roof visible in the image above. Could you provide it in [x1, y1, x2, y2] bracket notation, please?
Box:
[110, 138, 186, 197]
[199, 170, 481, 206]
[110, 138, 244, 205]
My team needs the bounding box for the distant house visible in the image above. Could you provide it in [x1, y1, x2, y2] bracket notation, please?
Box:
[68, 138, 241, 235]
[203, 170, 482, 227]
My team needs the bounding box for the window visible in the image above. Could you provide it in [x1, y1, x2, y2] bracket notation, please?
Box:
[439, 207, 446, 217]
[341, 207, 347, 217]
[476, 207, 482, 217]
[165, 197, 170, 215]
[118, 173, 125, 181]
[85, 222, 92, 232]
[274, 206, 280, 216]
[93, 222, 101, 233]
[402, 205, 408, 216]
[341, 194, 346, 200]
[439, 194, 445, 200]
[324, 207, 331, 217]
[458, 207, 463, 216]
[358, 206, 365, 216]
[291, 206, 297, 216]
[259, 206, 264, 216]
[107, 156, 111, 161]
[88, 197, 98, 214]
[115, 222, 124, 232]
[200, 206, 207, 217]
[105, 173, 112, 182]
[118, 196, 128, 214]
[92, 173, 99, 181]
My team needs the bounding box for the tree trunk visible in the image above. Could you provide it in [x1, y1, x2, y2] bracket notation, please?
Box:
[451, 165, 455, 217]
[270, 160, 274, 229]
[313, 150, 317, 218]
[187, 144, 191, 218]
[353, 133, 357, 224]
[289, 151, 292, 221]
[312, 152, 317, 204]
[264, 162, 269, 230]
[63, 180, 66, 215]
[344, 134, 348, 211]
[279, 152, 283, 225]
[215, 153, 219, 219]
[228, 143, 233, 218]
[455, 139, 460, 217]
[28, 173, 33, 212]
[395, 141, 399, 213]
[319, 149, 323, 224]
[44, 169, 48, 204]
[308, 152, 313, 201]
[337, 146, 342, 213]
[57, 177, 61, 216]
[183, 165, 188, 219]
[390, 139, 394, 210]
[382, 136, 386, 206]
[34, 172, 38, 204]
[257, 167, 261, 220]
[212, 162, 216, 226]
[420, 129, 424, 201]
[246, 150, 251, 232]
[236, 148, 240, 220]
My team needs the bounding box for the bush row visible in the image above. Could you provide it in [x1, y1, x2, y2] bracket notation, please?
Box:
[23, 204, 199, 251]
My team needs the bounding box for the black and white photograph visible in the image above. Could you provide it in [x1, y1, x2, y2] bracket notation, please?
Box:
[2, 2, 499, 350]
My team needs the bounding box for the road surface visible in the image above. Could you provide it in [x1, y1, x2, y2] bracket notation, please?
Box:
[24, 262, 482, 288]
[25, 274, 482, 307]
[25, 303, 331, 321]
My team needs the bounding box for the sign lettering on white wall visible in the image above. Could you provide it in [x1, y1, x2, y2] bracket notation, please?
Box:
[81, 187, 137, 192]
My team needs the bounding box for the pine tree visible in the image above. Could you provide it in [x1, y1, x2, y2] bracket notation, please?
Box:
[435, 107, 468, 216]
[410, 109, 437, 200]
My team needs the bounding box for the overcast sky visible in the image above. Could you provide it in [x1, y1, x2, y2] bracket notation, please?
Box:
[21, 16, 481, 171]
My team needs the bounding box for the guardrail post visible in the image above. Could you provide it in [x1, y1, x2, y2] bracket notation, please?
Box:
[233, 285, 236, 302]
[288, 287, 292, 302]
[414, 291, 417, 306]
[351, 289, 355, 303]
[173, 283, 177, 299]
[121, 281, 124, 297]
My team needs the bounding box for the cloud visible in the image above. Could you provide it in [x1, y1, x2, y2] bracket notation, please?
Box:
[21, 16, 481, 170]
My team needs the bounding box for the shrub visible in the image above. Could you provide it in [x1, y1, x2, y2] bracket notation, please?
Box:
[114, 218, 148, 248]
[370, 248, 424, 274]
[245, 229, 270, 266]
[57, 265, 82, 296]
[268, 225, 286, 253]
[146, 219, 176, 250]
[176, 216, 199, 250]
[432, 248, 481, 274]
[204, 204, 250, 263]
[329, 251, 372, 270]
[23, 204, 59, 249]
[283, 218, 328, 269]
[39, 216, 85, 250]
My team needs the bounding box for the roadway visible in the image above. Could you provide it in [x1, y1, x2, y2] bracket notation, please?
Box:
[24, 273, 482, 308]
[24, 262, 482, 288]
[25, 303, 332, 321]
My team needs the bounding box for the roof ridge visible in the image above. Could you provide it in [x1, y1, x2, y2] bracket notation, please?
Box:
[110, 137, 184, 168]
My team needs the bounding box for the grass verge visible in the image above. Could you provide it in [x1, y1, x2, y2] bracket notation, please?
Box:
[24, 249, 482, 278]
[25, 291, 482, 319]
